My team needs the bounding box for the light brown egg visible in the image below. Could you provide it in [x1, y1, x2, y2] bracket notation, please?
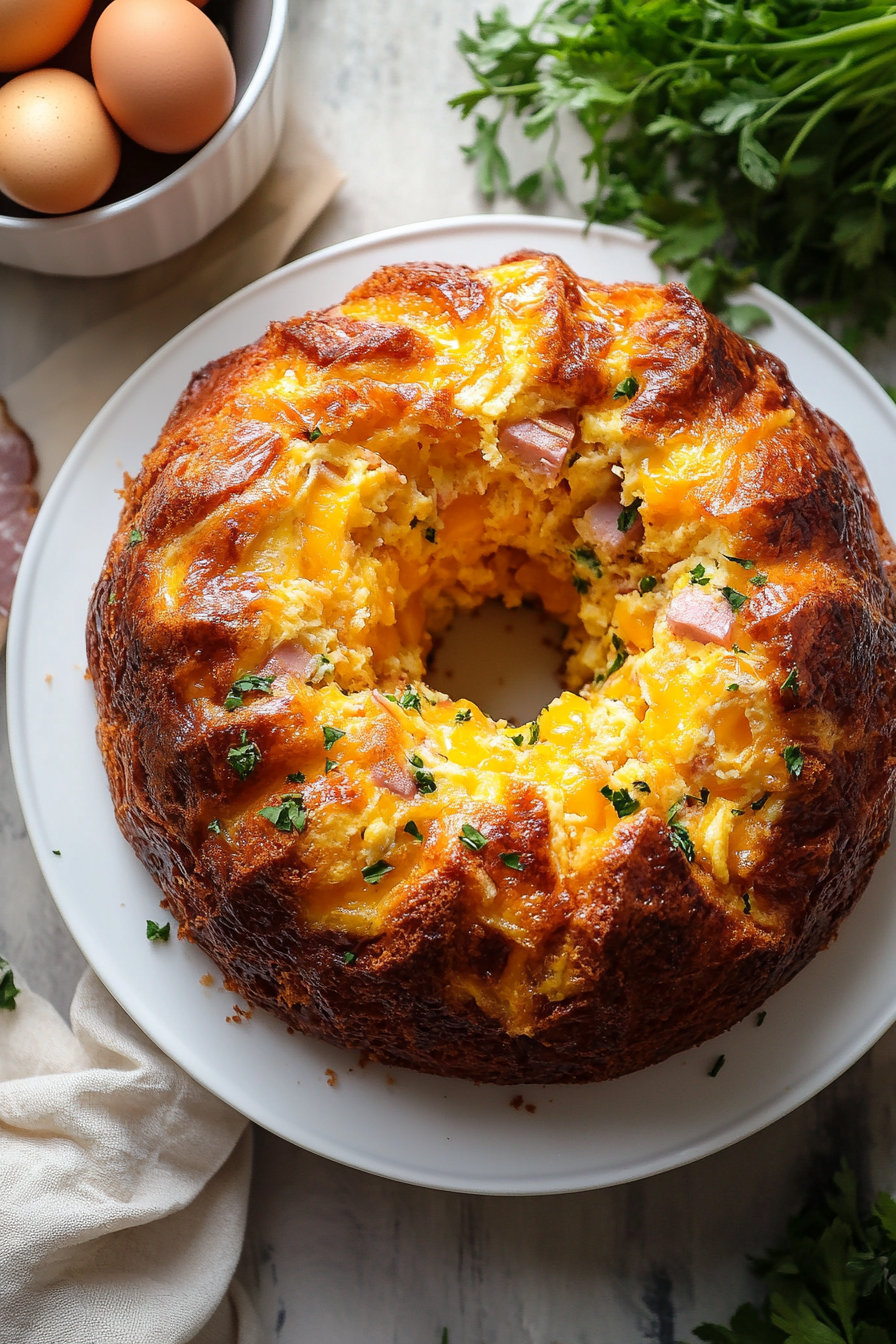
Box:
[91, 0, 235, 155]
[0, 0, 93, 73]
[0, 69, 121, 214]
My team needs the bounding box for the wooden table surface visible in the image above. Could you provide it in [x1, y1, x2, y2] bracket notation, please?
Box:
[3, 3, 896, 1341]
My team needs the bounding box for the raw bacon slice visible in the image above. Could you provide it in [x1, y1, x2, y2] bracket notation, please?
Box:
[580, 496, 644, 558]
[0, 397, 38, 647]
[499, 410, 576, 480]
[666, 588, 735, 648]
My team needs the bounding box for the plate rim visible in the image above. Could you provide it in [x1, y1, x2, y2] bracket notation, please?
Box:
[9, 212, 896, 1194]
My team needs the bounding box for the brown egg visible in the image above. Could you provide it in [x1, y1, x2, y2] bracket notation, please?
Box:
[0, 69, 121, 214]
[91, 0, 236, 155]
[0, 0, 93, 73]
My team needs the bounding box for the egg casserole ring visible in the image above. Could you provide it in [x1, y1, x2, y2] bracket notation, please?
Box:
[87, 251, 896, 1085]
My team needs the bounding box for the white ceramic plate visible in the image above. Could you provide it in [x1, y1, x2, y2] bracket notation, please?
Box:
[9, 216, 896, 1195]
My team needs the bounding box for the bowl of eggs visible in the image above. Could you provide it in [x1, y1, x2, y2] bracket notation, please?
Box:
[0, 0, 287, 275]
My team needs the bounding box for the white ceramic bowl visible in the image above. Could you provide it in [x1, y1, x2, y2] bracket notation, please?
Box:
[0, 0, 288, 277]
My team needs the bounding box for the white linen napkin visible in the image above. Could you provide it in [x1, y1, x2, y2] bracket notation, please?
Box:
[0, 970, 262, 1344]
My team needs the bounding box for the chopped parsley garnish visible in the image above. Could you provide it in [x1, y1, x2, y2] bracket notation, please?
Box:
[727, 683, 739, 692]
[617, 497, 642, 533]
[425, 526, 437, 543]
[228, 730, 261, 779]
[501, 852, 525, 870]
[742, 890, 752, 914]
[784, 745, 804, 778]
[638, 575, 657, 594]
[410, 756, 436, 793]
[52, 849, 61, 856]
[781, 667, 799, 697]
[108, 591, 117, 605]
[404, 821, 424, 842]
[460, 822, 488, 851]
[732, 643, 749, 655]
[362, 860, 393, 884]
[749, 572, 768, 587]
[667, 799, 683, 822]
[613, 375, 638, 400]
[633, 780, 651, 793]
[572, 574, 589, 594]
[409, 753, 424, 768]
[208, 818, 222, 834]
[601, 784, 639, 818]
[572, 545, 602, 577]
[751, 792, 770, 811]
[689, 563, 710, 586]
[510, 733, 524, 746]
[259, 793, 307, 833]
[146, 920, 170, 942]
[455, 707, 472, 722]
[324, 758, 338, 774]
[606, 633, 628, 676]
[731, 807, 745, 816]
[224, 672, 275, 712]
[756, 1010, 767, 1027]
[305, 425, 322, 442]
[669, 822, 695, 862]
[343, 950, 356, 965]
[722, 586, 748, 612]
[322, 726, 345, 749]
[528, 721, 540, 745]
[0, 959, 19, 1011]
[286, 771, 305, 784]
[127, 527, 143, 546]
[722, 555, 754, 570]
[410, 517, 419, 529]
[399, 687, 422, 713]
[708, 1054, 726, 1078]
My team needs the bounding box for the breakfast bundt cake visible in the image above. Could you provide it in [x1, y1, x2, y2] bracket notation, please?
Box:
[86, 251, 896, 1085]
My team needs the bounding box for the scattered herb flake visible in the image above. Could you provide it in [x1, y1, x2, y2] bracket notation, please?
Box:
[633, 780, 651, 793]
[572, 545, 602, 576]
[399, 687, 422, 713]
[414, 767, 437, 794]
[501, 852, 525, 871]
[723, 555, 754, 570]
[784, 745, 804, 778]
[460, 822, 488, 851]
[617, 497, 642, 533]
[127, 527, 143, 547]
[286, 771, 305, 784]
[208, 818, 222, 834]
[510, 733, 524, 746]
[404, 820, 424, 842]
[52, 849, 61, 856]
[607, 633, 628, 676]
[573, 574, 589, 594]
[727, 683, 739, 692]
[600, 784, 640, 818]
[108, 591, 116, 605]
[362, 860, 393, 884]
[708, 1054, 726, 1078]
[756, 1010, 767, 1027]
[324, 758, 337, 774]
[528, 721, 540, 745]
[751, 792, 770, 811]
[305, 425, 322, 442]
[225, 672, 275, 711]
[259, 794, 307, 834]
[613, 375, 638, 400]
[670, 822, 695, 862]
[721, 586, 748, 612]
[638, 575, 657, 594]
[343, 950, 357, 965]
[731, 807, 745, 816]
[689, 563, 710, 586]
[410, 517, 419, 529]
[455, 707, 472, 722]
[228, 730, 261, 779]
[749, 572, 768, 587]
[322, 725, 345, 748]
[425, 526, 437, 543]
[146, 920, 170, 943]
[782, 667, 799, 697]
[732, 644, 749, 655]
[0, 959, 19, 1011]
[408, 753, 424, 768]
[742, 890, 752, 914]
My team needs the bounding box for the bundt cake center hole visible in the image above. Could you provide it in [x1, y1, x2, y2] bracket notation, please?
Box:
[426, 599, 566, 725]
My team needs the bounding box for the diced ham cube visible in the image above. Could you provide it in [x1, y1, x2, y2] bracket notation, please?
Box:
[261, 641, 317, 681]
[371, 759, 417, 799]
[666, 589, 735, 648]
[499, 410, 576, 480]
[580, 497, 644, 559]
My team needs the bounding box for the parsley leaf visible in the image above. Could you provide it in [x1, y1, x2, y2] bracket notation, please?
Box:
[742, 890, 752, 913]
[727, 683, 739, 692]
[425, 526, 437, 543]
[305, 425, 322, 442]
[669, 822, 695, 862]
[399, 688, 422, 713]
[782, 667, 799, 697]
[721, 586, 748, 612]
[0, 959, 19, 1011]
[287, 771, 305, 784]
[528, 721, 540, 745]
[455, 707, 472, 722]
[322, 726, 345, 749]
[324, 758, 337, 774]
[362, 860, 393, 884]
[600, 784, 639, 818]
[572, 545, 602, 577]
[689, 563, 710, 586]
[127, 527, 143, 547]
[410, 756, 436, 793]
[749, 572, 768, 587]
[343, 950, 357, 965]
[617, 497, 642, 533]
[722, 555, 754, 570]
[208, 818, 222, 834]
[638, 575, 657, 594]
[228, 730, 261, 779]
[751, 792, 770, 811]
[784, 745, 804, 778]
[460, 822, 488, 851]
[146, 920, 170, 942]
[225, 672, 275, 712]
[633, 780, 650, 793]
[501, 852, 525, 870]
[404, 820, 424, 842]
[259, 794, 307, 833]
[613, 375, 638, 400]
[572, 574, 589, 594]
[510, 733, 524, 746]
[606, 633, 628, 676]
[708, 1054, 726, 1077]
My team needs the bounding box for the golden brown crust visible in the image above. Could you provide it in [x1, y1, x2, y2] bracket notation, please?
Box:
[87, 252, 896, 1085]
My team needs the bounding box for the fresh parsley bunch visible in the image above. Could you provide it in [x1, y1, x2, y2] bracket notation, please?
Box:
[686, 1164, 896, 1344]
[452, 1, 896, 347]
